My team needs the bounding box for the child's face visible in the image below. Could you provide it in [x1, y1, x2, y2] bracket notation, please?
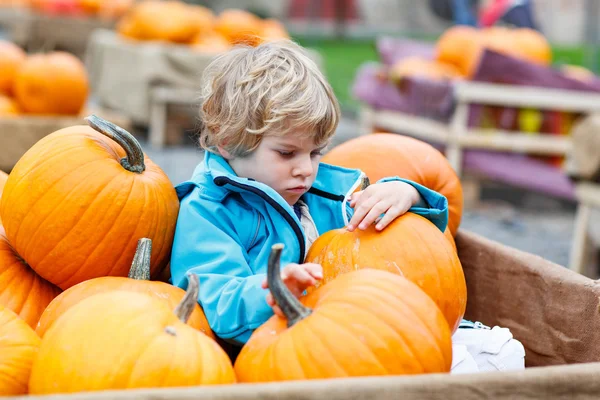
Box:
[227, 133, 326, 206]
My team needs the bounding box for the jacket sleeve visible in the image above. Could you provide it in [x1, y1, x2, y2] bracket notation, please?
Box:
[346, 177, 449, 233]
[170, 193, 273, 345]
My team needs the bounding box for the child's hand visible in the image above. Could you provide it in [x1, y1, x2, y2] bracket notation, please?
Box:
[347, 181, 421, 232]
[262, 263, 323, 318]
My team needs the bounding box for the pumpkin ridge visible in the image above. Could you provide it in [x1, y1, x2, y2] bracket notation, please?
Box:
[16, 157, 111, 264]
[0, 257, 35, 319]
[334, 281, 446, 361]
[125, 325, 176, 388]
[313, 306, 390, 375]
[4, 141, 86, 242]
[337, 285, 445, 372]
[148, 182, 172, 276]
[28, 166, 128, 285]
[298, 316, 351, 378]
[102, 179, 148, 279]
[79, 175, 138, 280]
[364, 282, 451, 369]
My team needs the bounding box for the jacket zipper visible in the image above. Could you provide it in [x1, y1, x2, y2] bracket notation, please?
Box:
[214, 176, 306, 263]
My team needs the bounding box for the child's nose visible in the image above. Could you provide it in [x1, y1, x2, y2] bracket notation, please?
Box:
[292, 156, 314, 177]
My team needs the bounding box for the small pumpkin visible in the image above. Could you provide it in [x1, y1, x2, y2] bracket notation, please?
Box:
[13, 51, 88, 116]
[0, 115, 179, 290]
[305, 213, 467, 332]
[36, 238, 213, 339]
[191, 32, 232, 54]
[322, 133, 463, 236]
[214, 9, 262, 46]
[0, 226, 61, 329]
[513, 28, 552, 66]
[0, 304, 41, 396]
[0, 40, 26, 96]
[29, 274, 236, 394]
[259, 19, 290, 43]
[389, 56, 462, 83]
[435, 25, 482, 77]
[0, 95, 20, 116]
[234, 244, 452, 382]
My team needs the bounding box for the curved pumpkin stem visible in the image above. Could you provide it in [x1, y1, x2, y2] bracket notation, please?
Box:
[128, 238, 152, 280]
[174, 273, 199, 324]
[85, 115, 146, 173]
[360, 175, 371, 190]
[268, 244, 312, 327]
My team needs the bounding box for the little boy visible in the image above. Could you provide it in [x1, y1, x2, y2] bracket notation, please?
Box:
[170, 39, 524, 372]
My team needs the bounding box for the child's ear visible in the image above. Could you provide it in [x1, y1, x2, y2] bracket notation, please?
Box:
[217, 146, 233, 160]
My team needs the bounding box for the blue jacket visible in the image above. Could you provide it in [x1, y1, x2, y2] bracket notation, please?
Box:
[171, 152, 449, 345]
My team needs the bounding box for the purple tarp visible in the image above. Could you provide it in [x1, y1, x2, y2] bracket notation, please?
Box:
[350, 36, 600, 200]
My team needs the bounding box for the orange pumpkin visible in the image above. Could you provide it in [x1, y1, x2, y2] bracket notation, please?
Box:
[234, 244, 453, 382]
[118, 1, 201, 43]
[0, 95, 19, 117]
[305, 213, 467, 332]
[0, 116, 180, 290]
[189, 4, 215, 36]
[260, 18, 290, 43]
[322, 133, 463, 236]
[191, 32, 232, 54]
[389, 56, 463, 83]
[13, 51, 88, 115]
[0, 226, 61, 329]
[0, 40, 26, 96]
[36, 238, 213, 339]
[513, 28, 552, 65]
[435, 25, 482, 77]
[214, 9, 262, 46]
[0, 304, 41, 396]
[29, 275, 236, 394]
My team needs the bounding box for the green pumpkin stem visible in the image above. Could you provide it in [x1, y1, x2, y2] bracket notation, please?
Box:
[128, 238, 152, 280]
[267, 244, 312, 327]
[85, 115, 146, 173]
[174, 273, 199, 324]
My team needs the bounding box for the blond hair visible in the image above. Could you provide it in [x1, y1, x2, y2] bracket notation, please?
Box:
[198, 39, 340, 157]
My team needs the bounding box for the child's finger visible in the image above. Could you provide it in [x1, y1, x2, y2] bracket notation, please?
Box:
[286, 266, 316, 286]
[358, 200, 391, 230]
[261, 278, 268, 289]
[303, 263, 323, 280]
[375, 206, 401, 231]
[347, 194, 378, 231]
[348, 190, 363, 207]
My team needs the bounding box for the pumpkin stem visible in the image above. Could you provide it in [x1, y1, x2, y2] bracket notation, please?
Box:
[85, 115, 146, 173]
[128, 238, 152, 280]
[360, 175, 371, 190]
[268, 244, 312, 327]
[174, 273, 199, 324]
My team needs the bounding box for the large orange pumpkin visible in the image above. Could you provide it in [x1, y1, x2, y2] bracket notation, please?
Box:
[0, 116, 180, 290]
[29, 275, 236, 394]
[322, 133, 463, 236]
[0, 226, 61, 329]
[305, 213, 466, 332]
[0, 95, 19, 116]
[0, 304, 41, 396]
[0, 40, 26, 96]
[234, 244, 452, 382]
[36, 238, 213, 338]
[13, 51, 88, 115]
[214, 9, 262, 46]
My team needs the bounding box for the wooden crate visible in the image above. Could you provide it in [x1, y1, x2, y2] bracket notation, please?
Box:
[0, 109, 131, 172]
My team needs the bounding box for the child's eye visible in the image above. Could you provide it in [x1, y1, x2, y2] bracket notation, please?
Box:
[310, 150, 323, 157]
[277, 150, 294, 157]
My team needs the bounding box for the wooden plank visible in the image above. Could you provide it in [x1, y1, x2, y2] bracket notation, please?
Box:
[454, 82, 600, 112]
[368, 110, 449, 144]
[459, 130, 571, 155]
[575, 183, 600, 208]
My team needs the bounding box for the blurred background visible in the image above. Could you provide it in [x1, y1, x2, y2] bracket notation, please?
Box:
[1, 0, 600, 275]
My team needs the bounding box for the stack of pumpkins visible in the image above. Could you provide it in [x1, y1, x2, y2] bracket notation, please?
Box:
[389, 25, 553, 84]
[0, 117, 466, 395]
[0, 40, 89, 117]
[117, 3, 289, 54]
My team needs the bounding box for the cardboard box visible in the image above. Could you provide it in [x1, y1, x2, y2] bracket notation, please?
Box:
[10, 230, 600, 399]
[0, 110, 131, 172]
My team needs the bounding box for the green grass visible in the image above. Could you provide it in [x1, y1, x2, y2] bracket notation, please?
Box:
[294, 36, 600, 114]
